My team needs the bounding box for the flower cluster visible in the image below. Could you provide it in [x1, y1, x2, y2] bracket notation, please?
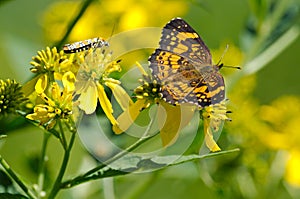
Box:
[73, 48, 132, 126]
[23, 45, 130, 132]
[26, 81, 73, 129]
[0, 79, 27, 115]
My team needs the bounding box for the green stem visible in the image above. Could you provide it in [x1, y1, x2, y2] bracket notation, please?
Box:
[242, 25, 299, 75]
[54, 0, 95, 49]
[61, 111, 158, 188]
[88, 135, 152, 177]
[226, 25, 299, 90]
[48, 130, 76, 199]
[60, 135, 153, 189]
[0, 155, 36, 199]
[37, 132, 51, 199]
[58, 120, 67, 150]
[245, 0, 290, 62]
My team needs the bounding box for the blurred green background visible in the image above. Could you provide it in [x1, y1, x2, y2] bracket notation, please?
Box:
[1, 0, 300, 198]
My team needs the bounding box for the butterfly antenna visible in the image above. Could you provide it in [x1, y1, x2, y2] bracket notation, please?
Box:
[107, 22, 116, 44]
[216, 44, 229, 66]
[217, 44, 241, 70]
[221, 65, 241, 70]
[106, 20, 123, 64]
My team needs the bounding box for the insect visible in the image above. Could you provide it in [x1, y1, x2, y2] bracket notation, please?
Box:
[63, 37, 109, 53]
[149, 18, 225, 108]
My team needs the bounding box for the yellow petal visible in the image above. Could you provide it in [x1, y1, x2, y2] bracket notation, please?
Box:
[26, 113, 38, 120]
[105, 81, 133, 111]
[39, 93, 56, 107]
[35, 74, 48, 94]
[158, 101, 196, 147]
[62, 71, 76, 92]
[135, 61, 147, 76]
[78, 81, 98, 114]
[203, 117, 221, 152]
[51, 82, 60, 101]
[54, 72, 62, 81]
[112, 99, 146, 134]
[97, 82, 118, 125]
[21, 75, 40, 96]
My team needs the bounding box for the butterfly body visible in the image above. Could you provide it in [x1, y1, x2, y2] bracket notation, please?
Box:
[149, 18, 225, 108]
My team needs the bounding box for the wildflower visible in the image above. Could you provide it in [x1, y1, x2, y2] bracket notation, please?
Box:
[74, 47, 132, 126]
[26, 80, 74, 130]
[112, 62, 163, 134]
[201, 101, 231, 152]
[22, 47, 70, 96]
[0, 79, 27, 115]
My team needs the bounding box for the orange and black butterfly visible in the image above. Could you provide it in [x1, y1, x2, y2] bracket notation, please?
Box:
[149, 18, 225, 107]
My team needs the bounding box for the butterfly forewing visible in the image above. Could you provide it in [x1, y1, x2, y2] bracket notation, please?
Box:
[159, 18, 212, 65]
[149, 49, 196, 83]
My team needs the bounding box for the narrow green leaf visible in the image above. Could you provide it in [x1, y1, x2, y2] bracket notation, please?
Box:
[0, 193, 28, 199]
[107, 148, 240, 173]
[62, 149, 240, 187]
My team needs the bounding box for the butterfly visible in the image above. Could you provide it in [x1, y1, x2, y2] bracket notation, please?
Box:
[63, 37, 109, 53]
[149, 18, 225, 108]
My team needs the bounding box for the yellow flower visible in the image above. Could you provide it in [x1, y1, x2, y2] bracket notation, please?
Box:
[112, 62, 164, 134]
[256, 96, 300, 186]
[23, 47, 76, 96]
[258, 96, 300, 150]
[202, 101, 231, 152]
[26, 81, 74, 129]
[286, 150, 300, 187]
[74, 48, 131, 126]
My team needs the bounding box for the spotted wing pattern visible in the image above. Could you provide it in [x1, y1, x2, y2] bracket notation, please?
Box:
[149, 18, 225, 107]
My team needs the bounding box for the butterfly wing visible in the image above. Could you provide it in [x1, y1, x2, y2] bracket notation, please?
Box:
[159, 17, 212, 66]
[149, 49, 204, 106]
[149, 18, 225, 107]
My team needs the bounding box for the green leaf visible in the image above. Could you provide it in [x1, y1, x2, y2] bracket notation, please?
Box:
[0, 170, 12, 188]
[107, 148, 240, 173]
[0, 193, 28, 199]
[63, 149, 240, 188]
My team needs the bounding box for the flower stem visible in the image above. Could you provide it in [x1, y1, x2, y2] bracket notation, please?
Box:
[0, 155, 36, 199]
[60, 112, 158, 189]
[37, 132, 51, 199]
[58, 119, 67, 150]
[60, 135, 153, 188]
[54, 0, 95, 49]
[48, 127, 76, 199]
